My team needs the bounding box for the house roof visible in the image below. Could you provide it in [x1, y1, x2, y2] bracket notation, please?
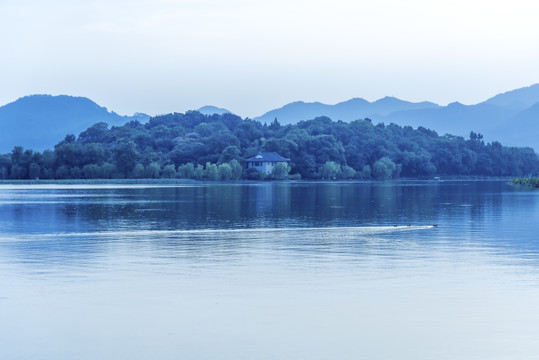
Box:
[246, 152, 290, 162]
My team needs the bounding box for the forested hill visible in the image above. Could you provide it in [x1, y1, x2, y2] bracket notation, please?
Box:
[1, 111, 538, 180]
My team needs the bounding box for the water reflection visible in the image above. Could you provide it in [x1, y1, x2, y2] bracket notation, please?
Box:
[2, 181, 539, 360]
[1, 181, 538, 265]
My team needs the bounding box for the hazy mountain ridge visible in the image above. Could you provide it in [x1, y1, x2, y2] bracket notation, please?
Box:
[484, 84, 539, 109]
[254, 97, 440, 124]
[2, 84, 538, 154]
[0, 95, 150, 152]
[254, 85, 539, 151]
[492, 102, 539, 149]
[381, 102, 521, 139]
[197, 105, 231, 115]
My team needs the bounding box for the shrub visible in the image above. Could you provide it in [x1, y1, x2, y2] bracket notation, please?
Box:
[272, 162, 291, 180]
[373, 157, 396, 180]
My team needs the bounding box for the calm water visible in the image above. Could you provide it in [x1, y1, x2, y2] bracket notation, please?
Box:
[1, 181, 539, 359]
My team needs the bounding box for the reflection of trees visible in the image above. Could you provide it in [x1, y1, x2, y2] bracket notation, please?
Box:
[3, 182, 539, 265]
[6, 183, 512, 235]
[246, 183, 292, 227]
[57, 186, 248, 230]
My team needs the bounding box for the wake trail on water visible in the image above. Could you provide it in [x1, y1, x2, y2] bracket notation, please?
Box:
[3, 225, 437, 240]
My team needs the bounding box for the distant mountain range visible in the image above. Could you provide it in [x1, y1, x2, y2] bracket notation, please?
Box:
[197, 105, 231, 115]
[1, 84, 538, 154]
[254, 97, 440, 124]
[254, 84, 539, 151]
[0, 95, 149, 153]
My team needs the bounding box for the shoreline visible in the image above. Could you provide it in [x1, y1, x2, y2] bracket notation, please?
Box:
[0, 176, 513, 186]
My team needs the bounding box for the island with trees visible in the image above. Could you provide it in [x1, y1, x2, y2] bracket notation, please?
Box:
[1, 111, 538, 180]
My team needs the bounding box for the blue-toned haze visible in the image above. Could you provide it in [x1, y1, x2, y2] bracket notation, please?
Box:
[1, 0, 538, 117]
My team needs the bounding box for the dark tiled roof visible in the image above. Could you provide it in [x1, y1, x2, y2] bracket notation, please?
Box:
[246, 152, 290, 162]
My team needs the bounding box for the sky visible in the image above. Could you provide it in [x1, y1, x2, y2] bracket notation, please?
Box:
[1, 0, 538, 117]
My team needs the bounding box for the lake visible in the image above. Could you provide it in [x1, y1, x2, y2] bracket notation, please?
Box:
[1, 180, 539, 359]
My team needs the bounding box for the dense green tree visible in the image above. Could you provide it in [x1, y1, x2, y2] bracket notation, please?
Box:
[54, 142, 78, 168]
[10, 147, 29, 179]
[340, 165, 356, 179]
[29, 162, 41, 179]
[205, 162, 219, 180]
[113, 141, 138, 177]
[360, 165, 372, 179]
[246, 167, 260, 180]
[177, 163, 195, 179]
[101, 162, 116, 179]
[169, 134, 206, 166]
[262, 138, 298, 159]
[268, 118, 281, 131]
[194, 164, 204, 180]
[373, 157, 396, 180]
[234, 121, 264, 149]
[320, 161, 341, 179]
[272, 162, 291, 180]
[400, 151, 436, 177]
[203, 130, 240, 164]
[79, 143, 107, 166]
[218, 145, 241, 164]
[78, 122, 110, 143]
[70, 166, 82, 179]
[133, 163, 145, 179]
[215, 113, 243, 131]
[218, 163, 233, 180]
[83, 164, 103, 179]
[55, 165, 70, 179]
[161, 164, 176, 179]
[229, 159, 243, 180]
[0, 154, 10, 179]
[145, 162, 161, 179]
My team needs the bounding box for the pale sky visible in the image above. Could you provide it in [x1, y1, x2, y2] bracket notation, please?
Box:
[1, 0, 538, 117]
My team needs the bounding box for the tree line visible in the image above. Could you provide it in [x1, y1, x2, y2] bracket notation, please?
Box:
[1, 111, 538, 180]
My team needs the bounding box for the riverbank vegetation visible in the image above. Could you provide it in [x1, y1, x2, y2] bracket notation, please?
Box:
[1, 111, 538, 180]
[511, 177, 539, 188]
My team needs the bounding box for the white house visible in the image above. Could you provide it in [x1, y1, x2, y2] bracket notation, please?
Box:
[246, 152, 290, 174]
